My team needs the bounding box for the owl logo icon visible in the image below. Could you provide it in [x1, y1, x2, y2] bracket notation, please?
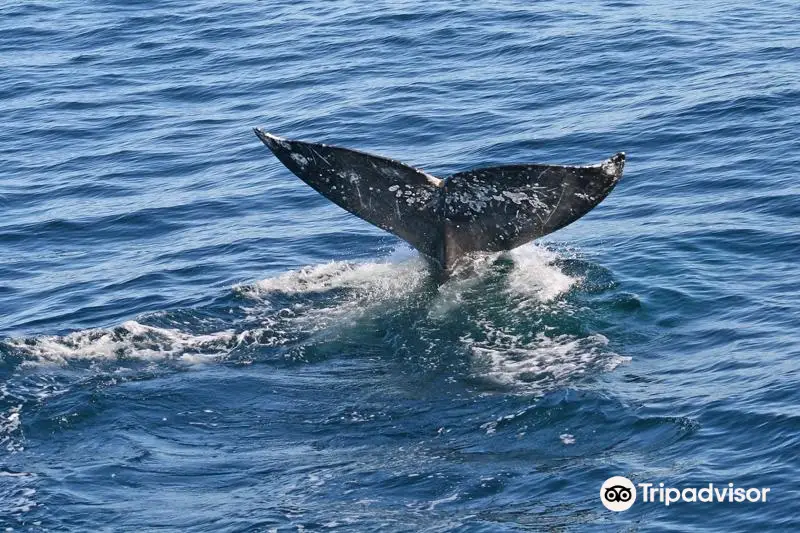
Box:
[600, 476, 637, 511]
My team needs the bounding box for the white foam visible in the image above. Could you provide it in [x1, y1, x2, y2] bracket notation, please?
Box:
[506, 245, 577, 303]
[560, 433, 576, 445]
[241, 253, 428, 298]
[467, 326, 630, 394]
[6, 252, 432, 369]
[6, 321, 237, 365]
[427, 245, 569, 318]
[4, 246, 627, 395]
[238, 253, 432, 338]
[0, 405, 23, 453]
[461, 243, 628, 392]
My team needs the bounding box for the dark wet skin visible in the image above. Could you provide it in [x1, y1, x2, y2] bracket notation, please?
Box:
[255, 129, 625, 277]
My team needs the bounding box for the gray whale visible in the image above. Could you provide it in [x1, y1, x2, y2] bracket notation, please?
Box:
[255, 129, 625, 276]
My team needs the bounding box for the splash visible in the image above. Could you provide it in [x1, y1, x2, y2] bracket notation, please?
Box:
[1, 245, 626, 397]
[505, 245, 578, 303]
[466, 326, 629, 393]
[239, 249, 429, 298]
[4, 320, 238, 366]
[444, 245, 628, 394]
[3, 252, 430, 367]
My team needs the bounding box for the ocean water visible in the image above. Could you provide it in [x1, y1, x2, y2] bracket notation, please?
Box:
[1, 1, 799, 530]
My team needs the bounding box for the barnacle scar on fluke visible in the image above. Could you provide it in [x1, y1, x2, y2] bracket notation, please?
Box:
[254, 128, 625, 277]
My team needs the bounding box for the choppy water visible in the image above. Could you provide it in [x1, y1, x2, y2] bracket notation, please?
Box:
[2, 1, 799, 531]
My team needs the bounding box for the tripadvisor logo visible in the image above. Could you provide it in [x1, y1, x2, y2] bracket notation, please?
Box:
[600, 477, 770, 511]
[601, 476, 637, 511]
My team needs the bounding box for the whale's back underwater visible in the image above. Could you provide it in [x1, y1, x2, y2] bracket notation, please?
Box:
[255, 129, 625, 275]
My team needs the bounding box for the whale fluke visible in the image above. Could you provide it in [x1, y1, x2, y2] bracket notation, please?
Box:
[254, 128, 625, 275]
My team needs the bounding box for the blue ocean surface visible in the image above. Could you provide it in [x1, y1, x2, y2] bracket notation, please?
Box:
[1, 1, 799, 531]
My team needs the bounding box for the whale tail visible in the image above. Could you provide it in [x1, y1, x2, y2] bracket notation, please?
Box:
[254, 128, 624, 274]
